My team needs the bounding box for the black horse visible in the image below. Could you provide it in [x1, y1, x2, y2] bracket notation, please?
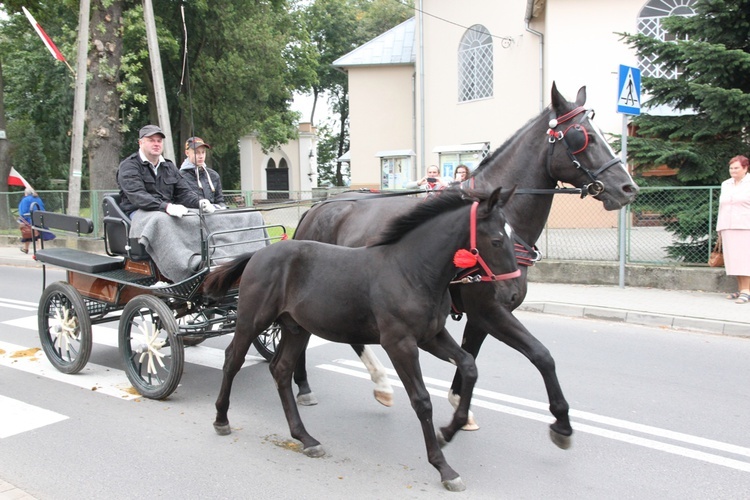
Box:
[204, 187, 520, 492]
[291, 83, 640, 448]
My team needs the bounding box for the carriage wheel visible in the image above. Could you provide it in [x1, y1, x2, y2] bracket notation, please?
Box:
[252, 322, 281, 362]
[38, 282, 93, 374]
[119, 295, 184, 400]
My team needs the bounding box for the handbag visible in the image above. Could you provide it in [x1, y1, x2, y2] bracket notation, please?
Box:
[18, 218, 39, 241]
[708, 235, 724, 267]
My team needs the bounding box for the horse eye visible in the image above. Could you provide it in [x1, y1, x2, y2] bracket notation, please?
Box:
[492, 239, 504, 247]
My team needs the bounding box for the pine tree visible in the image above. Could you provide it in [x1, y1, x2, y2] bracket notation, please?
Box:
[620, 0, 750, 262]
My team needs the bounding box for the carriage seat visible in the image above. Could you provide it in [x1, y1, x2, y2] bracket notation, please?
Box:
[102, 193, 151, 261]
[31, 211, 125, 274]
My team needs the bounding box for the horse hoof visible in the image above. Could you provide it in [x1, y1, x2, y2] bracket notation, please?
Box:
[549, 427, 572, 450]
[442, 476, 466, 492]
[462, 414, 479, 431]
[303, 444, 325, 458]
[214, 423, 232, 436]
[297, 392, 319, 406]
[374, 389, 393, 407]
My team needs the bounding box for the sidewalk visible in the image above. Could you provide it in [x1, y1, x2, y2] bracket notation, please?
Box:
[1, 245, 747, 338]
[520, 282, 748, 337]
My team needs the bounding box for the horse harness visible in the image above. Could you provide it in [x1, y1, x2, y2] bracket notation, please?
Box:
[546, 105, 623, 198]
[450, 201, 522, 285]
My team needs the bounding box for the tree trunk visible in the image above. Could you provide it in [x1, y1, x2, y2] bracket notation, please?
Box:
[0, 59, 12, 229]
[86, 0, 124, 193]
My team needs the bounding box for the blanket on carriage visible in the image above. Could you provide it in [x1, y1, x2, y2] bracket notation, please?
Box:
[130, 209, 269, 282]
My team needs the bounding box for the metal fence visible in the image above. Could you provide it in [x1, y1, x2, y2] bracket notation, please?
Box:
[1, 186, 720, 266]
[536, 186, 718, 265]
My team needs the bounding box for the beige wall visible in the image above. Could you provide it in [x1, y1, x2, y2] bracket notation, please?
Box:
[544, 0, 645, 136]
[418, 0, 541, 172]
[348, 65, 415, 188]
[346, 0, 650, 188]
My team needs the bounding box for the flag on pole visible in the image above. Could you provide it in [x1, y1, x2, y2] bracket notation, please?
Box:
[8, 167, 33, 189]
[22, 6, 67, 63]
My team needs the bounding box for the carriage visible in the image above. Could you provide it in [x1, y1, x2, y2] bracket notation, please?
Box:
[29, 194, 284, 400]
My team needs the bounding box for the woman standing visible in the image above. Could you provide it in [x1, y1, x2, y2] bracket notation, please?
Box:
[716, 155, 750, 303]
[453, 164, 471, 183]
[17, 188, 46, 253]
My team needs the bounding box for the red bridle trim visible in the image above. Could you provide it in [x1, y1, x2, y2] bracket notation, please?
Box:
[555, 106, 586, 125]
[461, 201, 521, 283]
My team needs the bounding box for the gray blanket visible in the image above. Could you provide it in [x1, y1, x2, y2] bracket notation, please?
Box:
[130, 209, 269, 282]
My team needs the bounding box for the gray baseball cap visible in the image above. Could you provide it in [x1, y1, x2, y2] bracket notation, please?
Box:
[139, 124, 165, 139]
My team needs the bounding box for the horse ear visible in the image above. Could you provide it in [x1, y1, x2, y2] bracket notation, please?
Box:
[575, 86, 587, 106]
[488, 185, 517, 210]
[551, 81, 562, 109]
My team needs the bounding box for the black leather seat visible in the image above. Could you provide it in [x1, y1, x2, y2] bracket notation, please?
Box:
[102, 193, 151, 261]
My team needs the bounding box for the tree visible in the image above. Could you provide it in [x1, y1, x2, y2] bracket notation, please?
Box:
[86, 0, 125, 192]
[305, 0, 412, 186]
[0, 2, 76, 190]
[0, 58, 11, 229]
[620, 0, 750, 261]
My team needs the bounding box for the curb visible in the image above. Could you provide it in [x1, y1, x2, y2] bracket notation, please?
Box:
[518, 302, 749, 338]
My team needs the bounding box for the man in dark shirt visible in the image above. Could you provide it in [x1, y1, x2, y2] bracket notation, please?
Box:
[117, 125, 215, 217]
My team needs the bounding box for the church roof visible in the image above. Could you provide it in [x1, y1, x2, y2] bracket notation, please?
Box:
[333, 17, 415, 68]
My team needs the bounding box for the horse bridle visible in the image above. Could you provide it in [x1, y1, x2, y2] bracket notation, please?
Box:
[546, 106, 623, 197]
[451, 201, 521, 284]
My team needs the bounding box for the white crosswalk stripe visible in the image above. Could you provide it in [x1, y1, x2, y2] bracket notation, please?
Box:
[0, 394, 68, 439]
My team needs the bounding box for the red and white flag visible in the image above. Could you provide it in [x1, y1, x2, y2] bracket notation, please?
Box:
[22, 6, 67, 63]
[8, 167, 33, 189]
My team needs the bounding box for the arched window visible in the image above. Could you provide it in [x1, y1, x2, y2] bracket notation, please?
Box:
[267, 158, 277, 169]
[458, 25, 493, 102]
[638, 0, 696, 78]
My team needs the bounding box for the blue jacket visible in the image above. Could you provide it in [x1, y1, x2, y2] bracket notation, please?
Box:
[18, 195, 45, 224]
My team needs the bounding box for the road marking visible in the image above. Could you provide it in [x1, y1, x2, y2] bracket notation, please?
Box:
[0, 394, 68, 438]
[0, 298, 37, 312]
[3, 316, 267, 370]
[0, 340, 142, 400]
[319, 359, 750, 473]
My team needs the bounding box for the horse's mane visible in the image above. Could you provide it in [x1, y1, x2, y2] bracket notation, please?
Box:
[369, 189, 484, 247]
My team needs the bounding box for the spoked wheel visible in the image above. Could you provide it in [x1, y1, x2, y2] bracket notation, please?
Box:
[252, 322, 281, 361]
[118, 295, 184, 400]
[38, 282, 92, 374]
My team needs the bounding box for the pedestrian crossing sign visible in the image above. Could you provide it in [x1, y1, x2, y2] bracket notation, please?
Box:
[617, 64, 641, 115]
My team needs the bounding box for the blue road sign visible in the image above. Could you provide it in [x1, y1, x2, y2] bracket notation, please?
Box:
[617, 64, 641, 115]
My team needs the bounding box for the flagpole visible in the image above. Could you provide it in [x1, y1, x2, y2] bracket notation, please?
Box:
[66, 0, 91, 216]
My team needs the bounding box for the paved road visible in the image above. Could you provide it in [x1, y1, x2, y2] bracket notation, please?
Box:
[2, 266, 750, 499]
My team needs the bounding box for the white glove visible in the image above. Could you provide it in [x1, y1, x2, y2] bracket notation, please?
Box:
[199, 199, 216, 214]
[166, 203, 189, 218]
[214, 204, 227, 210]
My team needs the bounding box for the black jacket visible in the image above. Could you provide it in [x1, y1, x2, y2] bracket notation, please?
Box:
[117, 152, 202, 214]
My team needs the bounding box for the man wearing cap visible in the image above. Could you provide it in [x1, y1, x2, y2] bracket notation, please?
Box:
[117, 125, 215, 217]
[179, 137, 226, 209]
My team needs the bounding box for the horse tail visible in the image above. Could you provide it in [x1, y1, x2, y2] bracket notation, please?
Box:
[203, 253, 254, 300]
